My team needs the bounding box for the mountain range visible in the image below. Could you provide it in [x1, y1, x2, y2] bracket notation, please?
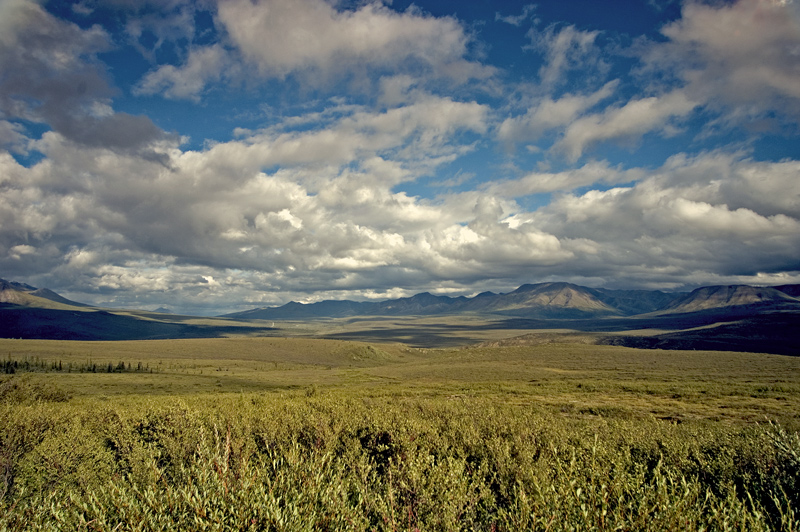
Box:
[224, 281, 800, 320]
[1, 278, 799, 354]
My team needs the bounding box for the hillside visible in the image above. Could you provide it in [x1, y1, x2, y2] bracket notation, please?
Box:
[661, 285, 800, 314]
[776, 284, 800, 298]
[0, 279, 88, 309]
[0, 278, 276, 341]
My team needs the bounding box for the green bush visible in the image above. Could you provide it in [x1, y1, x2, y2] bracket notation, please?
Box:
[0, 375, 71, 404]
[0, 394, 797, 531]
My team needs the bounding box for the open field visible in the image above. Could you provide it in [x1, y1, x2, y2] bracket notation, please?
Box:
[1, 337, 799, 530]
[2, 337, 799, 424]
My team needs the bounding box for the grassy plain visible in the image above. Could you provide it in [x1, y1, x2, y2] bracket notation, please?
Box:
[1, 336, 799, 530]
[2, 337, 798, 424]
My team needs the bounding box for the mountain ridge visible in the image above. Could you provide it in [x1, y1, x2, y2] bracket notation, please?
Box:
[3, 277, 799, 320]
[660, 285, 800, 314]
[224, 282, 800, 320]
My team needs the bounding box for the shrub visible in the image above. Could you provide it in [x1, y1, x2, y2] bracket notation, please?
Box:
[0, 394, 797, 530]
[0, 375, 71, 404]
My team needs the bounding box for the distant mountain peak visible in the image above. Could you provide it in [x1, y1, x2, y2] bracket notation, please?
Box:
[406, 292, 446, 303]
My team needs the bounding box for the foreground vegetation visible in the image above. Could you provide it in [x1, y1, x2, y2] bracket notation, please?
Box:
[0, 338, 798, 530]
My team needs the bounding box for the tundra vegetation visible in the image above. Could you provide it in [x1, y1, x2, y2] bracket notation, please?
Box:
[0, 337, 799, 531]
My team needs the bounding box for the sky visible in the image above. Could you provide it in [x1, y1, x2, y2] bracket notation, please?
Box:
[1, 0, 800, 315]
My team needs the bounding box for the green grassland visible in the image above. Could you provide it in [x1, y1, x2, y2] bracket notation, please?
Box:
[1, 337, 799, 530]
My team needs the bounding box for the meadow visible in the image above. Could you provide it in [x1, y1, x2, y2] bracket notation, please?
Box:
[1, 336, 799, 530]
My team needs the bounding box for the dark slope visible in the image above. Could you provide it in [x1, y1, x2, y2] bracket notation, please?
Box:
[0, 307, 261, 341]
[776, 284, 800, 298]
[599, 313, 800, 356]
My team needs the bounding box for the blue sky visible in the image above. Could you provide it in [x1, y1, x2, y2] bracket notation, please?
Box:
[1, 0, 799, 315]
